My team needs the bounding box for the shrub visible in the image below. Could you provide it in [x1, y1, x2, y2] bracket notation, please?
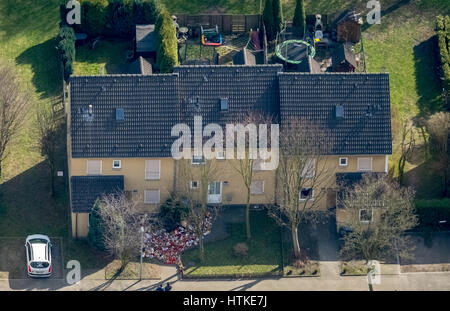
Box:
[80, 0, 109, 37]
[435, 15, 450, 96]
[57, 26, 76, 81]
[233, 243, 249, 257]
[155, 9, 179, 72]
[88, 201, 106, 251]
[159, 197, 189, 232]
[292, 259, 305, 269]
[107, 0, 134, 38]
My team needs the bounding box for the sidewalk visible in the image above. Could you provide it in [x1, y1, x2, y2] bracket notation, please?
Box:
[2, 271, 450, 291]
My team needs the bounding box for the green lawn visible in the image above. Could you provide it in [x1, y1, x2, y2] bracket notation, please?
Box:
[0, 0, 110, 272]
[74, 40, 131, 76]
[0, 0, 449, 278]
[182, 211, 283, 277]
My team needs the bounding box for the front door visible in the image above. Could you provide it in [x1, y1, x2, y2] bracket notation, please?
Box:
[208, 181, 222, 204]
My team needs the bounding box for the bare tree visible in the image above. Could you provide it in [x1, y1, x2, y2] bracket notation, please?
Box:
[176, 158, 219, 261]
[230, 112, 274, 240]
[269, 117, 334, 260]
[398, 120, 415, 185]
[426, 112, 450, 197]
[0, 61, 31, 178]
[36, 104, 65, 196]
[339, 174, 418, 262]
[96, 192, 142, 269]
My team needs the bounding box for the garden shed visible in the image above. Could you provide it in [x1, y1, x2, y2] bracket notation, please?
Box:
[332, 43, 357, 72]
[135, 24, 156, 55]
[334, 10, 363, 43]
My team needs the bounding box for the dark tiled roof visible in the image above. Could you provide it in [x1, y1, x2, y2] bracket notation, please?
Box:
[278, 73, 392, 155]
[70, 74, 180, 158]
[71, 176, 124, 213]
[334, 10, 363, 25]
[173, 65, 283, 127]
[233, 48, 257, 65]
[136, 25, 156, 52]
[297, 56, 322, 73]
[332, 43, 357, 70]
[128, 57, 153, 75]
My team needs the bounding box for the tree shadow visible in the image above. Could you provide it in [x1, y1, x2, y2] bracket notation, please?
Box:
[412, 35, 443, 117]
[15, 38, 62, 100]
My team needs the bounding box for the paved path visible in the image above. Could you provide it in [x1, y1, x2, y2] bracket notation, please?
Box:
[2, 271, 450, 291]
[315, 217, 341, 280]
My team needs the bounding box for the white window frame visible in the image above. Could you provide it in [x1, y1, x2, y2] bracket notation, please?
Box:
[112, 160, 121, 169]
[250, 180, 265, 195]
[339, 157, 348, 167]
[216, 151, 225, 160]
[86, 160, 102, 175]
[192, 155, 206, 165]
[252, 159, 265, 171]
[301, 158, 316, 178]
[299, 188, 314, 201]
[359, 209, 373, 223]
[357, 157, 373, 171]
[144, 189, 160, 204]
[145, 160, 161, 180]
[190, 180, 199, 190]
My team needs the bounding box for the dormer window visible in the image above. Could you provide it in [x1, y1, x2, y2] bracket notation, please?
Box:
[115, 108, 124, 121]
[220, 98, 228, 111]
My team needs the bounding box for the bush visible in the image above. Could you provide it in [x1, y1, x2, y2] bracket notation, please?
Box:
[88, 202, 106, 251]
[233, 243, 249, 257]
[155, 9, 179, 72]
[80, 0, 109, 37]
[159, 197, 189, 232]
[106, 0, 134, 38]
[435, 15, 450, 94]
[415, 199, 450, 230]
[57, 26, 76, 81]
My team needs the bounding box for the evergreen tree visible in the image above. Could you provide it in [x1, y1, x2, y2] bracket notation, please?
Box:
[272, 0, 283, 34]
[263, 0, 275, 41]
[293, 0, 306, 37]
[88, 201, 106, 251]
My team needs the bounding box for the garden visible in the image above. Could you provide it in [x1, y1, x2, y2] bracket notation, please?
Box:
[181, 207, 319, 278]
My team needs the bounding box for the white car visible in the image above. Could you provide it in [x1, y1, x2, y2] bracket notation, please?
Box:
[25, 234, 52, 278]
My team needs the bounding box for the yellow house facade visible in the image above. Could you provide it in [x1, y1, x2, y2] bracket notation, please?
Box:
[68, 67, 392, 238]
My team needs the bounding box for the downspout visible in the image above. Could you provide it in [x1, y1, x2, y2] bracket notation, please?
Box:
[385, 155, 389, 173]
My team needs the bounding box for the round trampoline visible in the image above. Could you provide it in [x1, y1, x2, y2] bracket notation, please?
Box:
[276, 40, 316, 64]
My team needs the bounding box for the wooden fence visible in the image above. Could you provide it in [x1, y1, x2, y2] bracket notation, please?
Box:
[174, 14, 261, 34]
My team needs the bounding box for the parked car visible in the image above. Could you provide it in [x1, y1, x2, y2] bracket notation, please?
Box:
[25, 234, 52, 278]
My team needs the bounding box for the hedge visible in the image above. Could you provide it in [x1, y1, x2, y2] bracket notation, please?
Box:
[80, 0, 109, 37]
[435, 15, 450, 98]
[56, 26, 76, 81]
[63, 0, 161, 38]
[415, 199, 450, 230]
[155, 9, 179, 72]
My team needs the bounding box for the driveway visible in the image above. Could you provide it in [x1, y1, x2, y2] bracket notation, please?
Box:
[401, 232, 450, 272]
[0, 237, 63, 280]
